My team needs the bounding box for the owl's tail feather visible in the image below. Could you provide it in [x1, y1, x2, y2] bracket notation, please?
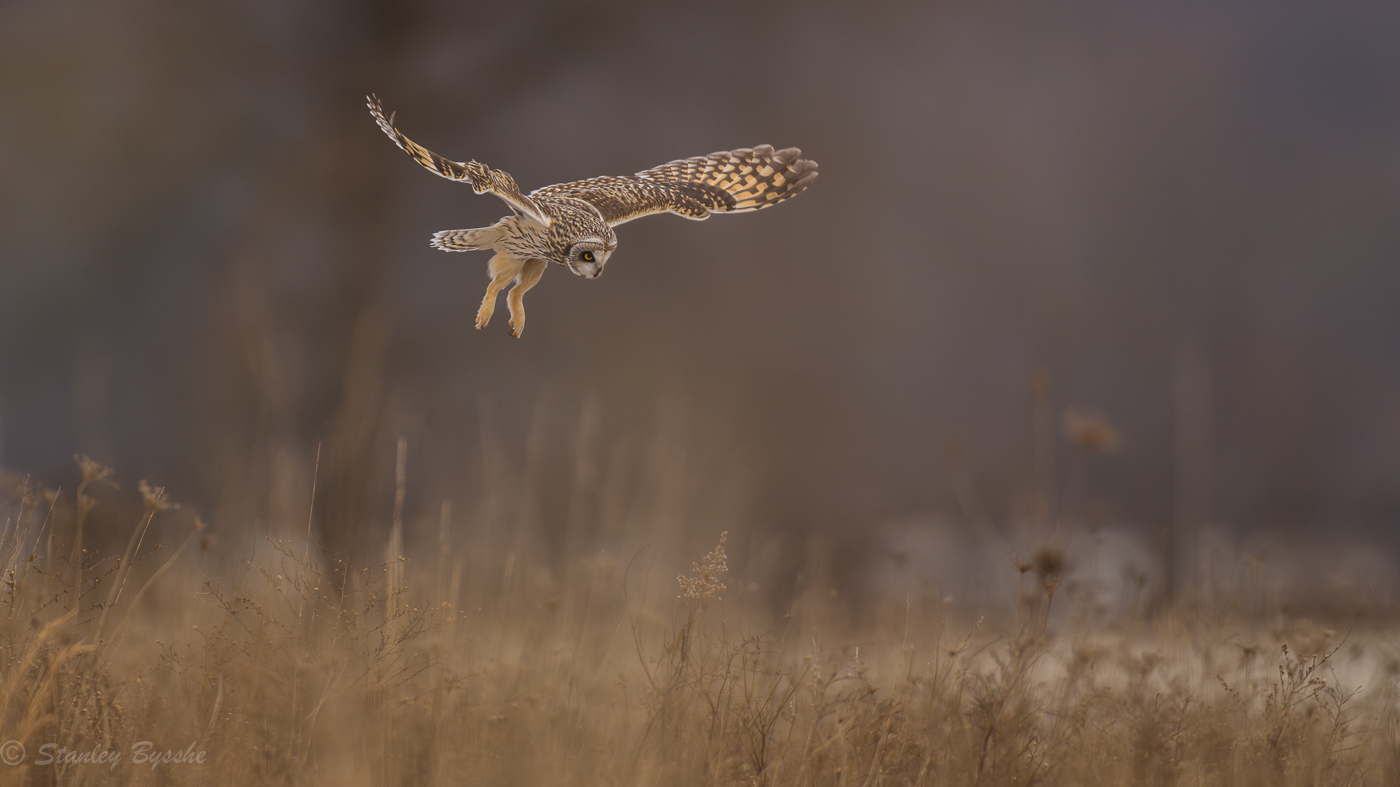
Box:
[431, 226, 499, 252]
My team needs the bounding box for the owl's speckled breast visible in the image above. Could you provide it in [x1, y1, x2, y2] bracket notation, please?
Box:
[492, 199, 615, 265]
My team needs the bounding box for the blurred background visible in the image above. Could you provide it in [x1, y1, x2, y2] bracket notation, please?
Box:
[2, 0, 1398, 606]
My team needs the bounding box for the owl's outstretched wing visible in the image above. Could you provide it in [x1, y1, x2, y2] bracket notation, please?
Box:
[367, 95, 551, 227]
[533, 146, 818, 227]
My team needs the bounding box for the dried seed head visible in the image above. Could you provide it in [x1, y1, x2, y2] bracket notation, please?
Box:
[1033, 546, 1066, 584]
[678, 531, 729, 600]
[138, 480, 174, 513]
[75, 454, 114, 485]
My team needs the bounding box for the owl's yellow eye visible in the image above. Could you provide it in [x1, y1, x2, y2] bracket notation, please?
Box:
[582, 251, 595, 262]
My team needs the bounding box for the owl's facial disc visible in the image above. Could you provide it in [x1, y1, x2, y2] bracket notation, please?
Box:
[565, 240, 609, 279]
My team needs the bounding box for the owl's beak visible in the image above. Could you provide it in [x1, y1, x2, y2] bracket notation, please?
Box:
[566, 259, 604, 279]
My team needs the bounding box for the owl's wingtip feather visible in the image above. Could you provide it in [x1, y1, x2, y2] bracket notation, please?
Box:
[790, 157, 819, 189]
[772, 147, 802, 165]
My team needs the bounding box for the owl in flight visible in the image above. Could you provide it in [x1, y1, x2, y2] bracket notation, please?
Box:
[367, 95, 818, 337]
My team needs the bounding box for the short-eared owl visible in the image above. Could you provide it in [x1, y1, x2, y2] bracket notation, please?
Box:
[368, 95, 818, 337]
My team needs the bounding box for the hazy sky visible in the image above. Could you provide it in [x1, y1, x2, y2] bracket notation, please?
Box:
[2, 0, 1398, 554]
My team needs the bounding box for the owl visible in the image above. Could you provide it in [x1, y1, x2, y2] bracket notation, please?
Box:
[368, 95, 818, 337]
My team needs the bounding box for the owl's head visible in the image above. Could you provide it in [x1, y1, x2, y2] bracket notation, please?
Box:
[565, 238, 614, 279]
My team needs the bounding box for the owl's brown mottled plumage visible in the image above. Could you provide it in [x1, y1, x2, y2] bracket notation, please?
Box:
[534, 145, 819, 223]
[367, 94, 818, 337]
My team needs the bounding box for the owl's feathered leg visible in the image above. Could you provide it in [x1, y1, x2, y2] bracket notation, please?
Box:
[507, 258, 548, 338]
[477, 254, 524, 330]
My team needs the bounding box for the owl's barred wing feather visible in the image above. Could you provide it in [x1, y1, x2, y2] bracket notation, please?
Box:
[533, 146, 818, 226]
[366, 95, 551, 227]
[534, 177, 714, 224]
[639, 146, 820, 213]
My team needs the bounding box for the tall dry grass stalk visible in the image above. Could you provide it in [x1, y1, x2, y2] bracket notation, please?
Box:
[0, 453, 1397, 787]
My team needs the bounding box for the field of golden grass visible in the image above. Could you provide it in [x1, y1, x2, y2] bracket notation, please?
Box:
[1, 451, 1397, 787]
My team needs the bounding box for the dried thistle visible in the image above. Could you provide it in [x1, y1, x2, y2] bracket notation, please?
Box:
[1033, 545, 1066, 598]
[678, 532, 729, 600]
[138, 480, 174, 514]
[75, 454, 114, 486]
[1032, 546, 1065, 581]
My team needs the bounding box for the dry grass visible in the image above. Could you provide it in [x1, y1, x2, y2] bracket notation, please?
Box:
[1, 454, 1399, 787]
